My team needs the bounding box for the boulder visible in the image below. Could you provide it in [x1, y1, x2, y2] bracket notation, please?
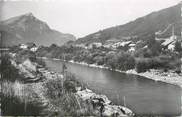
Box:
[103, 105, 134, 117]
[76, 89, 96, 101]
[76, 88, 134, 117]
[91, 94, 111, 105]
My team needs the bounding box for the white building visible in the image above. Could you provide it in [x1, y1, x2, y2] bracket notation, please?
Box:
[30, 47, 38, 52]
[129, 47, 135, 52]
[20, 44, 28, 49]
[88, 42, 102, 49]
[75, 44, 89, 49]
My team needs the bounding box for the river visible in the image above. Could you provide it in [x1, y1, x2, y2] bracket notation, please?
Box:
[45, 59, 182, 116]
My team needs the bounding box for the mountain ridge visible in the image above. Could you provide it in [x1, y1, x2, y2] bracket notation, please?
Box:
[75, 3, 181, 44]
[0, 13, 76, 47]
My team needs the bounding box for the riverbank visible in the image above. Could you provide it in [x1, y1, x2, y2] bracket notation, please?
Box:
[72, 61, 182, 88]
[126, 69, 182, 88]
[45, 57, 182, 88]
[5, 54, 134, 116]
[37, 64, 134, 117]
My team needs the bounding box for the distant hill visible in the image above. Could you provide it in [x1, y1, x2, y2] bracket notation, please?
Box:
[76, 3, 181, 44]
[0, 13, 76, 47]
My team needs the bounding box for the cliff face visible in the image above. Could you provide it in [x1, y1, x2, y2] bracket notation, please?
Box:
[0, 13, 76, 47]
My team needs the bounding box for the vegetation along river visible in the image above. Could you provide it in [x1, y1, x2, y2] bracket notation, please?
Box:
[45, 59, 182, 116]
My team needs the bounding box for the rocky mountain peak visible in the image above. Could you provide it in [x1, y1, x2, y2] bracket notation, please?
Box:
[22, 12, 41, 22]
[24, 12, 34, 17]
[1, 13, 76, 47]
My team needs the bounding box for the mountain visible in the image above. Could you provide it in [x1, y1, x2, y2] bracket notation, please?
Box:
[75, 3, 181, 44]
[0, 13, 76, 47]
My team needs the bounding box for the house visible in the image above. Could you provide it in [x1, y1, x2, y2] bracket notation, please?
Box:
[75, 44, 86, 48]
[30, 47, 38, 52]
[128, 43, 136, 47]
[88, 42, 102, 49]
[20, 44, 28, 49]
[128, 47, 135, 52]
[128, 43, 136, 52]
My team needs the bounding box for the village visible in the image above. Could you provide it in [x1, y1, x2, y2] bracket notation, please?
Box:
[1, 1, 182, 116]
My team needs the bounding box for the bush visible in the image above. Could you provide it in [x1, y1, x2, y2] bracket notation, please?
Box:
[135, 57, 176, 73]
[116, 51, 135, 70]
[135, 59, 148, 73]
[0, 55, 23, 82]
[44, 78, 63, 99]
[64, 80, 77, 93]
[105, 51, 135, 71]
[15, 50, 36, 64]
[43, 73, 93, 116]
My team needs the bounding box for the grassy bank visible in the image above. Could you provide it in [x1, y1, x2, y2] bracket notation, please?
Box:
[1, 52, 133, 116]
[1, 81, 46, 116]
[42, 73, 94, 116]
[0, 54, 48, 116]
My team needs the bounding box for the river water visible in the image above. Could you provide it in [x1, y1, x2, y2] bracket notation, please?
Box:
[45, 59, 182, 116]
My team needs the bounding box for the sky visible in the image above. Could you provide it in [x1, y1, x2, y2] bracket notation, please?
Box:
[0, 0, 181, 38]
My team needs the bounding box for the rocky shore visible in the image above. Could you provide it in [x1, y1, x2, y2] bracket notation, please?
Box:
[126, 69, 182, 87]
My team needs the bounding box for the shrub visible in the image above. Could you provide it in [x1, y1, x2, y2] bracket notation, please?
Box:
[44, 78, 63, 99]
[135, 59, 148, 73]
[116, 51, 135, 70]
[135, 57, 177, 73]
[64, 80, 77, 93]
[15, 50, 36, 64]
[0, 55, 23, 82]
[105, 51, 135, 71]
[43, 73, 93, 116]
